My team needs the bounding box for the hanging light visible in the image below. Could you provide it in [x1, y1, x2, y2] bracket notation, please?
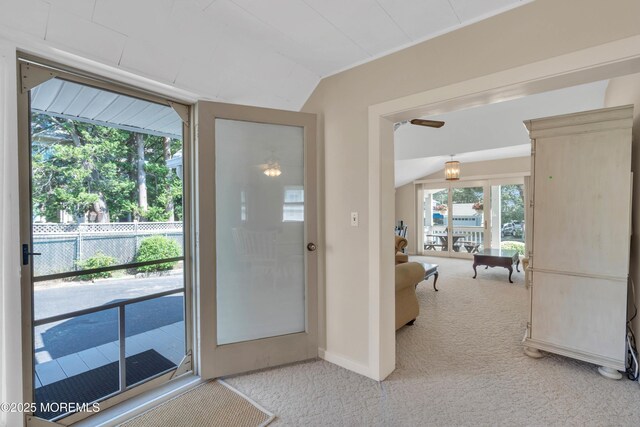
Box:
[444, 155, 460, 181]
[263, 161, 282, 177]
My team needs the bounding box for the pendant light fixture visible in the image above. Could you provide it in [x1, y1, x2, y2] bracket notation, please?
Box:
[263, 161, 282, 177]
[444, 155, 460, 181]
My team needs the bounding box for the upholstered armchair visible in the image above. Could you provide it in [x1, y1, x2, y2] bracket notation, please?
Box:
[395, 235, 409, 265]
[394, 235, 425, 330]
[395, 261, 425, 330]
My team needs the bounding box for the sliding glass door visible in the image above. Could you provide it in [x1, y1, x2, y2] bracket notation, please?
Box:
[451, 186, 486, 255]
[422, 188, 449, 253]
[489, 182, 526, 253]
[19, 60, 191, 423]
[421, 179, 525, 258]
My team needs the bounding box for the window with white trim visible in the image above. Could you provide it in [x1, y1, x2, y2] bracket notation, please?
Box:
[283, 186, 304, 222]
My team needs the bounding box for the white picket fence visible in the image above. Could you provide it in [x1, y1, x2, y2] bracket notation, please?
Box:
[32, 222, 183, 276]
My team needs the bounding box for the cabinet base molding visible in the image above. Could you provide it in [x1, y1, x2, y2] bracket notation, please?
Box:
[597, 366, 623, 380]
[523, 338, 625, 371]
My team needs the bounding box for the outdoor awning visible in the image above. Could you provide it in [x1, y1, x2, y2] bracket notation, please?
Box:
[30, 78, 182, 139]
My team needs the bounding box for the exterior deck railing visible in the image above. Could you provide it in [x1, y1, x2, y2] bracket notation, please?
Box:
[34, 288, 184, 394]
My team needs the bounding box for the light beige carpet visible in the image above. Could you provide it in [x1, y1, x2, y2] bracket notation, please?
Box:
[120, 380, 274, 427]
[225, 256, 640, 426]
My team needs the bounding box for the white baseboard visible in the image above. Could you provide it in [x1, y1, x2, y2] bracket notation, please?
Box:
[318, 348, 372, 378]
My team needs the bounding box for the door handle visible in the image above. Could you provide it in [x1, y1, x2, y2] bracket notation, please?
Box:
[22, 244, 41, 266]
[307, 243, 317, 252]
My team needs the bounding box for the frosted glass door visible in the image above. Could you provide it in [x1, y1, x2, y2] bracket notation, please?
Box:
[216, 119, 305, 344]
[197, 101, 317, 378]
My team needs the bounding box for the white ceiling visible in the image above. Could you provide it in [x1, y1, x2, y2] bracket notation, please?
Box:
[1, 0, 528, 110]
[394, 80, 609, 187]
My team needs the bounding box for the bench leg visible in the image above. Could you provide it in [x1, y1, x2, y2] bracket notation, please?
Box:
[433, 271, 439, 291]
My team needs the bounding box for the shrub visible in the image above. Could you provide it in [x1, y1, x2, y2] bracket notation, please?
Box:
[136, 235, 181, 272]
[76, 252, 117, 280]
[500, 241, 525, 256]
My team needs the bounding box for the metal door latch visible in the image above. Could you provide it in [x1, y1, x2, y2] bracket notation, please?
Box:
[22, 244, 41, 265]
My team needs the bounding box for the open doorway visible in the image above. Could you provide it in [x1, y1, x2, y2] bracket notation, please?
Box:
[394, 79, 609, 261]
[375, 43, 640, 379]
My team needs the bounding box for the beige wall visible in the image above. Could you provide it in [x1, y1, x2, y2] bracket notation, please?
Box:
[605, 73, 640, 336]
[302, 0, 640, 375]
[396, 157, 530, 255]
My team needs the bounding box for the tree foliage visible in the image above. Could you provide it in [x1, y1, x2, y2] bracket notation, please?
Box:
[31, 113, 182, 223]
[432, 188, 483, 205]
[500, 184, 524, 224]
[429, 185, 524, 224]
[135, 236, 181, 272]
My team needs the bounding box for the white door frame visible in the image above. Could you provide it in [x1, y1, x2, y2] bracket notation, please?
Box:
[419, 181, 488, 259]
[367, 35, 640, 380]
[16, 55, 195, 426]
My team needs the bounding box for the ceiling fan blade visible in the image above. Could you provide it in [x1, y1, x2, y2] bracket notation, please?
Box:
[410, 119, 445, 128]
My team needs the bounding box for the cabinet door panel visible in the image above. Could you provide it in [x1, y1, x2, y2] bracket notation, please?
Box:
[531, 272, 626, 363]
[532, 129, 631, 277]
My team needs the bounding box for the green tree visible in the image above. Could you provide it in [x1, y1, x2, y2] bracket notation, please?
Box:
[452, 187, 483, 204]
[432, 188, 483, 205]
[500, 184, 524, 224]
[31, 113, 183, 223]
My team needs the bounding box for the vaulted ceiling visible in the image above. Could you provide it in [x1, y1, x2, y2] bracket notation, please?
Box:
[1, 0, 528, 110]
[393, 80, 609, 187]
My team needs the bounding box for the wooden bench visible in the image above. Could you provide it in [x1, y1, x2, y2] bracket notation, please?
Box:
[424, 243, 444, 251]
[457, 241, 480, 253]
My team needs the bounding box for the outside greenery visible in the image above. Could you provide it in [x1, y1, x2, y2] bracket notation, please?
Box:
[31, 113, 182, 223]
[76, 252, 117, 280]
[500, 241, 525, 255]
[432, 187, 482, 205]
[499, 184, 524, 225]
[135, 236, 182, 272]
[432, 185, 523, 224]
[32, 112, 184, 279]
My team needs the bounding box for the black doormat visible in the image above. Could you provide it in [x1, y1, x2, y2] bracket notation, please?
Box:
[35, 349, 177, 420]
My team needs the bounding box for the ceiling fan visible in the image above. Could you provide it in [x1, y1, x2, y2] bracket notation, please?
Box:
[409, 118, 445, 128]
[394, 118, 445, 131]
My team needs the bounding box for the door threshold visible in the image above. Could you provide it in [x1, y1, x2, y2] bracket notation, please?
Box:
[73, 375, 203, 427]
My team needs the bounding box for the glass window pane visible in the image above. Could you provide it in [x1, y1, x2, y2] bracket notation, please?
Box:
[29, 75, 188, 420]
[34, 309, 120, 420]
[452, 186, 484, 253]
[283, 204, 304, 222]
[125, 293, 185, 387]
[493, 184, 526, 252]
[423, 188, 448, 252]
[30, 78, 184, 277]
[216, 118, 305, 345]
[33, 270, 186, 419]
[284, 186, 304, 202]
[34, 267, 184, 323]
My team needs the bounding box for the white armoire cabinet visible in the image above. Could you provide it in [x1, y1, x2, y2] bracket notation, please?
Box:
[523, 105, 633, 379]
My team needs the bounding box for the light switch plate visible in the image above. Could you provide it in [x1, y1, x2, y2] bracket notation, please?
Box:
[350, 212, 358, 227]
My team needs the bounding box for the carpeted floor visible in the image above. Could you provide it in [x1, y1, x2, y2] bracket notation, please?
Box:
[225, 256, 640, 426]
